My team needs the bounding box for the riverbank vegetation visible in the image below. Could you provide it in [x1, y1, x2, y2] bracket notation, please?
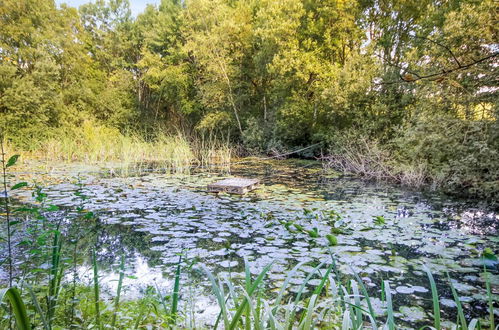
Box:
[1, 0, 497, 202]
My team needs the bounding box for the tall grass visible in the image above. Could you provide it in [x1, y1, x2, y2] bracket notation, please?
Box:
[12, 121, 235, 173]
[92, 249, 102, 330]
[111, 255, 125, 328]
[1, 255, 496, 329]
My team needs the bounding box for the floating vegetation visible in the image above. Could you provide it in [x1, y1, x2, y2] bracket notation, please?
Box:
[3, 158, 498, 327]
[373, 215, 386, 226]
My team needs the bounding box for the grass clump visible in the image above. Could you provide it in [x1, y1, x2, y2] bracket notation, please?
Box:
[7, 122, 237, 173]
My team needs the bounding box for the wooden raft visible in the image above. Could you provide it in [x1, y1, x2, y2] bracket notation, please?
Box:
[208, 178, 260, 194]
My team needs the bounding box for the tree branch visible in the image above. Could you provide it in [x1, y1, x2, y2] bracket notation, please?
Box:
[413, 35, 462, 67]
[378, 52, 499, 85]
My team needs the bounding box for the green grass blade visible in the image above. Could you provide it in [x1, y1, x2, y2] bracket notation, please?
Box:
[0, 287, 31, 330]
[26, 283, 49, 330]
[351, 280, 362, 328]
[301, 294, 318, 330]
[285, 262, 325, 330]
[329, 251, 346, 310]
[341, 309, 352, 330]
[447, 274, 467, 330]
[313, 263, 334, 296]
[201, 264, 230, 329]
[294, 262, 325, 305]
[244, 257, 251, 330]
[423, 265, 440, 330]
[240, 288, 258, 326]
[274, 261, 307, 308]
[349, 264, 377, 328]
[112, 254, 125, 328]
[92, 249, 102, 330]
[48, 230, 63, 325]
[483, 268, 494, 330]
[229, 262, 274, 330]
[171, 255, 182, 321]
[468, 319, 479, 330]
[383, 280, 395, 330]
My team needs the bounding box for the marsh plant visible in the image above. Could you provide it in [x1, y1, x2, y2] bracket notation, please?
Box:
[9, 124, 235, 176]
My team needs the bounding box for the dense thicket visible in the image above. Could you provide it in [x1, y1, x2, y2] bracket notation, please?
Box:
[1, 0, 498, 201]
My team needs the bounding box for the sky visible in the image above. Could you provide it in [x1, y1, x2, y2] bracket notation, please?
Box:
[55, 0, 161, 16]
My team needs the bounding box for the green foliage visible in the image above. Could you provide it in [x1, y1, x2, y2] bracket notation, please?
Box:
[1, 0, 497, 201]
[373, 216, 386, 226]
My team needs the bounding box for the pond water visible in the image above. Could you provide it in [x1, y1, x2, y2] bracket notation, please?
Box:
[6, 159, 499, 327]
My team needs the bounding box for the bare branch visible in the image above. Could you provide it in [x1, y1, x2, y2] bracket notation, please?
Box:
[377, 52, 499, 85]
[413, 35, 462, 67]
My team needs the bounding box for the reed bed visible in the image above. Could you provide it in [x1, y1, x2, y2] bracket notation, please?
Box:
[8, 122, 235, 173]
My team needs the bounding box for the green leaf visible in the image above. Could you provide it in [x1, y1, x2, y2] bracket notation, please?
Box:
[0, 287, 31, 330]
[373, 216, 386, 225]
[326, 234, 338, 246]
[6, 154, 20, 168]
[44, 204, 59, 212]
[11, 182, 28, 190]
[84, 212, 95, 219]
[423, 265, 440, 330]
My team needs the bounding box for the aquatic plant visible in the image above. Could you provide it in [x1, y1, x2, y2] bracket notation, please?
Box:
[92, 249, 102, 330]
[306, 227, 319, 238]
[13, 125, 237, 174]
[326, 234, 338, 246]
[373, 215, 386, 226]
[1, 139, 18, 286]
[0, 158, 496, 329]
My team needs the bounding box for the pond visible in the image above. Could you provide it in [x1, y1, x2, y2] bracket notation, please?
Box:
[5, 159, 499, 328]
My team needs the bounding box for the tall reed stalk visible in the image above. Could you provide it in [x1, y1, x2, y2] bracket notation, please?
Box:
[92, 249, 102, 330]
[111, 255, 126, 328]
[0, 137, 14, 286]
[171, 255, 182, 322]
[484, 268, 494, 330]
[47, 230, 63, 327]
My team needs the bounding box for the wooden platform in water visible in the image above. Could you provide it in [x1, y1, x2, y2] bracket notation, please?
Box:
[208, 178, 260, 194]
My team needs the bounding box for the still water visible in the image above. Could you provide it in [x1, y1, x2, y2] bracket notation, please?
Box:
[7, 160, 499, 327]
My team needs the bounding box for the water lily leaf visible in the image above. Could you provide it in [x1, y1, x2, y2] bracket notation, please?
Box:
[373, 216, 386, 225]
[326, 234, 338, 246]
[480, 248, 498, 268]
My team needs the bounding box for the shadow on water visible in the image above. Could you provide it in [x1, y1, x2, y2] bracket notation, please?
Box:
[4, 159, 499, 327]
